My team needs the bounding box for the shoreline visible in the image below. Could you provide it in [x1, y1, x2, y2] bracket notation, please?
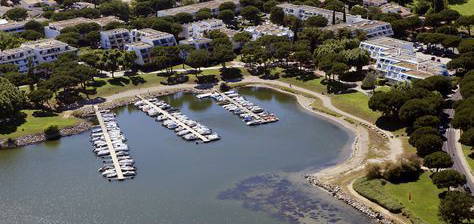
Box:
[1, 81, 400, 223]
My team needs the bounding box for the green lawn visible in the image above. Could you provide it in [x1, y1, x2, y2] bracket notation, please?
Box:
[278, 77, 327, 94]
[462, 145, 474, 174]
[0, 110, 81, 140]
[375, 85, 391, 92]
[450, 0, 474, 15]
[331, 92, 381, 123]
[384, 172, 445, 224]
[92, 75, 167, 97]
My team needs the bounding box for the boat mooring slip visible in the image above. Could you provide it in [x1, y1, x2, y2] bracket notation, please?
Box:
[91, 106, 136, 181]
[197, 90, 279, 126]
[135, 95, 220, 143]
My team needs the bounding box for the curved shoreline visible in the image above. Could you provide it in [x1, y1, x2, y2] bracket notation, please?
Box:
[2, 81, 402, 223]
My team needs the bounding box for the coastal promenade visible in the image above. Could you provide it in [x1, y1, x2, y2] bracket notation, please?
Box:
[136, 95, 210, 143]
[93, 105, 125, 180]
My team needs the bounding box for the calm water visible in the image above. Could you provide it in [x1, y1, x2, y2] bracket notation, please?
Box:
[0, 87, 372, 224]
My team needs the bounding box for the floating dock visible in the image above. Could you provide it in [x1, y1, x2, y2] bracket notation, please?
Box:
[93, 106, 125, 180]
[136, 95, 211, 143]
[216, 92, 262, 120]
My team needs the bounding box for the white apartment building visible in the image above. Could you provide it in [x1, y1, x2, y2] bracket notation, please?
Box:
[0, 39, 77, 73]
[244, 22, 294, 40]
[360, 37, 449, 82]
[277, 3, 362, 24]
[363, 0, 388, 7]
[325, 19, 394, 38]
[124, 29, 177, 65]
[45, 16, 123, 38]
[157, 0, 239, 17]
[179, 37, 212, 50]
[278, 3, 393, 38]
[100, 28, 131, 49]
[0, 20, 27, 33]
[180, 19, 225, 38]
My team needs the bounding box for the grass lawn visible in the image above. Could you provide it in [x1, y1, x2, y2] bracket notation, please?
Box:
[92, 74, 167, 97]
[375, 85, 391, 92]
[278, 77, 327, 94]
[450, 0, 474, 15]
[331, 92, 381, 123]
[384, 172, 445, 224]
[0, 110, 80, 140]
[462, 145, 474, 174]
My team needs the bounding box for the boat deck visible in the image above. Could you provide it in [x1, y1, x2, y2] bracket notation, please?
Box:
[93, 106, 125, 180]
[217, 92, 262, 120]
[136, 95, 211, 143]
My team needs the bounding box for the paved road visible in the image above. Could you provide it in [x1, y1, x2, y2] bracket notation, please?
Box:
[443, 89, 474, 194]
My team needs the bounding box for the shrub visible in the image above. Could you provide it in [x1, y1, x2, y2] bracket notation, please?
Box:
[366, 163, 383, 179]
[219, 82, 231, 92]
[44, 125, 61, 140]
[361, 72, 377, 90]
[382, 153, 423, 182]
[353, 178, 404, 213]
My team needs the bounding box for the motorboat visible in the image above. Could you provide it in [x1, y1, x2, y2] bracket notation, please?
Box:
[183, 133, 197, 141]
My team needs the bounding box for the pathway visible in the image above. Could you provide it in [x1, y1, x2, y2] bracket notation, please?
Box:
[93, 106, 124, 180]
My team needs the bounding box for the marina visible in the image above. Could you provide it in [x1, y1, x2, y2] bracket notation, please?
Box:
[198, 90, 279, 126]
[135, 95, 220, 143]
[0, 88, 370, 224]
[92, 106, 136, 181]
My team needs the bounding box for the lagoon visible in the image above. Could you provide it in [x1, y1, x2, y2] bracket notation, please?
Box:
[0, 87, 371, 224]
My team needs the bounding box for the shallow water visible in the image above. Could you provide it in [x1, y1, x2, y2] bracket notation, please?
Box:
[0, 87, 372, 224]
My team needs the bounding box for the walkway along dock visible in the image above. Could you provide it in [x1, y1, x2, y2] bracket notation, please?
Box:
[93, 106, 125, 180]
[201, 91, 278, 126]
[216, 92, 261, 120]
[136, 95, 212, 143]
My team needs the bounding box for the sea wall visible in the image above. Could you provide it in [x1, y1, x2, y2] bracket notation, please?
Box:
[306, 176, 394, 224]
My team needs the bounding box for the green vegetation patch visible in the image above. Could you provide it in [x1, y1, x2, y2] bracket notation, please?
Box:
[462, 145, 474, 174]
[384, 172, 445, 224]
[0, 110, 80, 140]
[353, 177, 405, 213]
[278, 77, 327, 94]
[450, 0, 474, 15]
[331, 92, 381, 123]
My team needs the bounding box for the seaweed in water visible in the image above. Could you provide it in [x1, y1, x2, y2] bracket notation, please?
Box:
[218, 174, 344, 224]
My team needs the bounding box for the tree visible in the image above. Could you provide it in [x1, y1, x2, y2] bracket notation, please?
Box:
[44, 125, 61, 140]
[195, 8, 212, 20]
[423, 151, 453, 172]
[0, 32, 25, 50]
[133, 1, 154, 17]
[5, 8, 28, 21]
[361, 72, 377, 90]
[100, 49, 122, 77]
[262, 0, 277, 13]
[413, 115, 440, 130]
[218, 9, 235, 25]
[409, 127, 440, 145]
[241, 6, 261, 25]
[460, 127, 474, 147]
[270, 7, 284, 25]
[99, 0, 130, 21]
[24, 20, 44, 34]
[369, 89, 408, 118]
[185, 49, 209, 72]
[219, 1, 236, 11]
[18, 30, 43, 40]
[304, 15, 328, 27]
[120, 50, 137, 73]
[342, 48, 370, 71]
[350, 5, 367, 17]
[432, 169, 466, 189]
[456, 15, 474, 36]
[414, 134, 443, 157]
[232, 31, 252, 48]
[439, 191, 474, 224]
[0, 77, 26, 121]
[399, 98, 436, 124]
[28, 88, 53, 109]
[175, 12, 193, 24]
[211, 38, 235, 68]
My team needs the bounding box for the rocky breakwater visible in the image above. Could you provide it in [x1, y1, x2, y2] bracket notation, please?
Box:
[0, 121, 92, 148]
[306, 176, 393, 224]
